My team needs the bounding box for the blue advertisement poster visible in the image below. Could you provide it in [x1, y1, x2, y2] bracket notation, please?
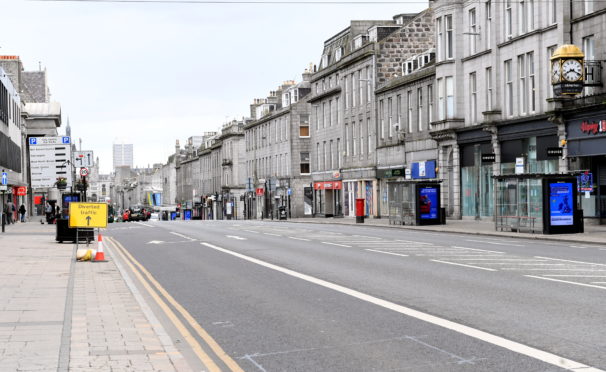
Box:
[419, 186, 438, 220]
[549, 183, 573, 226]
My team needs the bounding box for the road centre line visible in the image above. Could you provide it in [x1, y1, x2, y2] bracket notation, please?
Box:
[430, 260, 497, 272]
[199, 242, 601, 372]
[448, 258, 548, 262]
[263, 233, 282, 237]
[451, 246, 505, 254]
[534, 256, 606, 267]
[288, 237, 310, 241]
[466, 240, 524, 247]
[502, 268, 606, 271]
[170, 232, 196, 241]
[321, 242, 352, 248]
[109, 238, 244, 372]
[365, 249, 409, 257]
[525, 275, 606, 291]
[242, 230, 259, 234]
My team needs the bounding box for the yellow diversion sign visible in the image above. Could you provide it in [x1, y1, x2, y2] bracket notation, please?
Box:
[69, 202, 108, 228]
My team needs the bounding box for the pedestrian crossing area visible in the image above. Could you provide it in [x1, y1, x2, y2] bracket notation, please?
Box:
[229, 224, 606, 291]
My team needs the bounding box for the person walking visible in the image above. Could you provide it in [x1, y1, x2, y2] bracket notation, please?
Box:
[18, 204, 26, 223]
[45, 202, 53, 224]
[6, 201, 14, 224]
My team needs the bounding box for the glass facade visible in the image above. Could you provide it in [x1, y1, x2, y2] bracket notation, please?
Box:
[462, 164, 493, 217]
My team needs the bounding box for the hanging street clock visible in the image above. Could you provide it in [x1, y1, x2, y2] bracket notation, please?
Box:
[550, 44, 585, 96]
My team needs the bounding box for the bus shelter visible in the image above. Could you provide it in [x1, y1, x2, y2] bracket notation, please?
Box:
[493, 174, 583, 234]
[388, 180, 443, 226]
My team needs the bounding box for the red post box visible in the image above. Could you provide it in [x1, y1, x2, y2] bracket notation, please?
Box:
[355, 198, 365, 223]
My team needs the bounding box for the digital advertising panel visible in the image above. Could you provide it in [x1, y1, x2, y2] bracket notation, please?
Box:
[549, 182, 574, 226]
[419, 186, 438, 220]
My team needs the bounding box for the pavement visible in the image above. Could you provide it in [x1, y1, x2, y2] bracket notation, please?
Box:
[287, 216, 606, 245]
[0, 220, 194, 372]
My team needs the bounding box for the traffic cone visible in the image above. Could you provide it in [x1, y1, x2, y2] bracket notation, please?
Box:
[93, 234, 107, 262]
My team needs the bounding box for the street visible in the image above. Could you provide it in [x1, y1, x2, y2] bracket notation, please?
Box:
[106, 220, 606, 371]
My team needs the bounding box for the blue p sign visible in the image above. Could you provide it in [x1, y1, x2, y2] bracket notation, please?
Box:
[29, 137, 37, 145]
[62, 137, 70, 144]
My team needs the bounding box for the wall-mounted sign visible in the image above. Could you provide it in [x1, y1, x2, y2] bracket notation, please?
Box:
[481, 153, 496, 163]
[313, 181, 342, 190]
[546, 147, 563, 157]
[515, 157, 525, 174]
[411, 160, 436, 179]
[377, 168, 406, 179]
[580, 120, 606, 135]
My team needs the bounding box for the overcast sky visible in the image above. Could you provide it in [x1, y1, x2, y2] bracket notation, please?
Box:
[1, 0, 428, 173]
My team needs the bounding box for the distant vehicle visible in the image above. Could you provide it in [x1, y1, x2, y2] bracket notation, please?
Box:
[129, 208, 148, 222]
[149, 212, 160, 221]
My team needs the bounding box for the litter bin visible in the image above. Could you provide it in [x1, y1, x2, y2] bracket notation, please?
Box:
[355, 198, 365, 223]
[278, 206, 287, 220]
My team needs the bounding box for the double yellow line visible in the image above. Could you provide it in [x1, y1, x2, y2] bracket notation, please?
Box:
[107, 236, 244, 372]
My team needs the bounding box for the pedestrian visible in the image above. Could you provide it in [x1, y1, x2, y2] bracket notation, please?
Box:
[45, 202, 53, 224]
[6, 201, 14, 224]
[18, 204, 26, 222]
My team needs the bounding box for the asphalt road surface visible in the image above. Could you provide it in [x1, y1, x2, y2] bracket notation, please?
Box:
[106, 220, 606, 372]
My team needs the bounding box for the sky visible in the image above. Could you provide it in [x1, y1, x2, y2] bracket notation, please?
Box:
[1, 0, 428, 174]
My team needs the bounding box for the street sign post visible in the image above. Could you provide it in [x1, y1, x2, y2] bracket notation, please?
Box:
[68, 202, 108, 228]
[29, 136, 72, 189]
[73, 151, 94, 168]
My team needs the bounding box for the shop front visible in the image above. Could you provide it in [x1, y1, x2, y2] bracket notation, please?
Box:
[566, 111, 606, 223]
[313, 181, 342, 217]
[343, 180, 374, 218]
[377, 167, 406, 219]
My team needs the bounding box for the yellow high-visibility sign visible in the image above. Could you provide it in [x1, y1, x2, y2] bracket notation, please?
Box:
[69, 202, 108, 228]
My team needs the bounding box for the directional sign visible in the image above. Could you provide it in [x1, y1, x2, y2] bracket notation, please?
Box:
[29, 136, 72, 189]
[1, 172, 7, 186]
[68, 202, 108, 228]
[73, 151, 94, 168]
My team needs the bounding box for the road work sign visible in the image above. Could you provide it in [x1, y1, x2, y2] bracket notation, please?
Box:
[69, 202, 108, 228]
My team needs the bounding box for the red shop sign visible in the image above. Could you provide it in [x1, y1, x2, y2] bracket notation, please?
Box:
[314, 181, 342, 190]
[16, 186, 27, 196]
[580, 120, 606, 135]
[256, 188, 265, 196]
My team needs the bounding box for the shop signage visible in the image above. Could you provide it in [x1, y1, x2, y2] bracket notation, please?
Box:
[546, 147, 563, 157]
[332, 171, 341, 179]
[578, 172, 593, 192]
[515, 157, 525, 174]
[377, 168, 406, 179]
[313, 181, 342, 190]
[481, 153, 495, 163]
[580, 120, 606, 135]
[411, 160, 436, 179]
[256, 188, 264, 196]
[16, 186, 27, 196]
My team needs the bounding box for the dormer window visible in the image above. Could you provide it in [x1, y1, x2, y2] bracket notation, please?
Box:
[369, 27, 378, 42]
[335, 47, 343, 62]
[403, 58, 418, 75]
[321, 54, 329, 68]
[353, 35, 367, 49]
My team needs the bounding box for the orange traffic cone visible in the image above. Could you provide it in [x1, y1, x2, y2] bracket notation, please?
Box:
[93, 233, 107, 262]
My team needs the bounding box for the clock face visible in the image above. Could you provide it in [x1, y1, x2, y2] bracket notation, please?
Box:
[562, 59, 583, 82]
[551, 61, 561, 83]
